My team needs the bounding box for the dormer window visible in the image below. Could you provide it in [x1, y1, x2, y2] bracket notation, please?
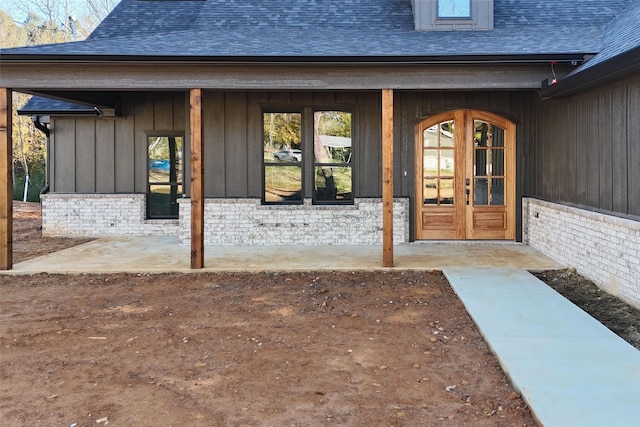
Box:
[412, 0, 493, 31]
[438, 0, 471, 19]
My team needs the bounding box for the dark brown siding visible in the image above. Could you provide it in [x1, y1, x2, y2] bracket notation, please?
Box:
[50, 92, 186, 193]
[531, 75, 640, 218]
[50, 89, 541, 240]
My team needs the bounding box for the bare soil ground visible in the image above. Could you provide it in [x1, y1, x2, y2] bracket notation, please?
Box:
[2, 202, 638, 426]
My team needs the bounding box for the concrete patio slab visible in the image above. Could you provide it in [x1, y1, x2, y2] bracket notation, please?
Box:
[444, 267, 640, 427]
[6, 236, 562, 273]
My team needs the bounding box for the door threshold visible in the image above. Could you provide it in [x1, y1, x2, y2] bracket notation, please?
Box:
[410, 240, 521, 245]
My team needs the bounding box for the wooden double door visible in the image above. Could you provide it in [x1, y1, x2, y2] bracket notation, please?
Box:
[415, 110, 516, 240]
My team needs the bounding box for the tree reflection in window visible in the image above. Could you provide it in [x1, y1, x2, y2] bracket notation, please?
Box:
[263, 112, 303, 203]
[314, 111, 353, 203]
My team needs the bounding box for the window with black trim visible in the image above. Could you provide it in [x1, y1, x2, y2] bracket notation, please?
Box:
[263, 112, 303, 203]
[313, 111, 352, 203]
[262, 110, 353, 205]
[147, 134, 183, 218]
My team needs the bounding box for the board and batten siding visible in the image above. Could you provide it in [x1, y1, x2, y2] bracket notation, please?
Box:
[48, 89, 538, 240]
[532, 74, 640, 218]
[191, 91, 383, 199]
[50, 92, 185, 193]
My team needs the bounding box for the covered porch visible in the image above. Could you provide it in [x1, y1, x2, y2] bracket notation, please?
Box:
[5, 237, 561, 274]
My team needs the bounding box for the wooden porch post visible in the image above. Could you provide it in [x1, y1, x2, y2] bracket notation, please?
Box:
[0, 88, 12, 270]
[189, 88, 204, 269]
[382, 89, 394, 267]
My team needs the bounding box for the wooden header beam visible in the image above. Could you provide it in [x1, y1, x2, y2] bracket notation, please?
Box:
[1, 88, 12, 270]
[189, 88, 204, 269]
[382, 89, 394, 267]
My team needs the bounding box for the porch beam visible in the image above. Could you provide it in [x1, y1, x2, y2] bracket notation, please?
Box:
[382, 89, 394, 267]
[189, 88, 204, 269]
[1, 88, 12, 270]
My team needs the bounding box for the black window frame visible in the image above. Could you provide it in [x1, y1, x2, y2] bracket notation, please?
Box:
[262, 110, 304, 205]
[312, 109, 354, 205]
[261, 107, 355, 206]
[146, 132, 184, 219]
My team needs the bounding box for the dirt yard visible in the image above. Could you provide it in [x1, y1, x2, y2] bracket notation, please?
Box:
[1, 202, 638, 426]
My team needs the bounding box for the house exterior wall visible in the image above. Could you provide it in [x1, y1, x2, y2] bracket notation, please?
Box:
[49, 92, 185, 194]
[531, 74, 640, 217]
[523, 198, 640, 309]
[44, 89, 537, 243]
[40, 193, 178, 236]
[177, 198, 409, 246]
[525, 73, 640, 308]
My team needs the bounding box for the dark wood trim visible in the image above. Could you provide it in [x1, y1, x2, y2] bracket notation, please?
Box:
[0, 88, 12, 270]
[189, 88, 204, 269]
[382, 89, 394, 267]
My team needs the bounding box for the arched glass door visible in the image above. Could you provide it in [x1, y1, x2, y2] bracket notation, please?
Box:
[415, 110, 515, 240]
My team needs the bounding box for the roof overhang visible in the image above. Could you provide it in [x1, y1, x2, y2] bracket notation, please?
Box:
[539, 46, 640, 99]
[0, 54, 582, 92]
[0, 53, 587, 66]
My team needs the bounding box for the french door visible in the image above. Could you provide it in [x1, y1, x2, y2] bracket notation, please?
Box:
[415, 110, 515, 240]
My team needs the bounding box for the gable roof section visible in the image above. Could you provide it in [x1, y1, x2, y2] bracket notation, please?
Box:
[540, 0, 640, 98]
[0, 0, 635, 61]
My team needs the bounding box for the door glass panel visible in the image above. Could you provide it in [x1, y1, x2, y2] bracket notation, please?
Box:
[424, 178, 438, 204]
[440, 120, 455, 147]
[440, 178, 454, 204]
[473, 120, 506, 206]
[491, 178, 505, 206]
[440, 149, 454, 177]
[492, 125, 505, 147]
[422, 120, 455, 206]
[423, 125, 439, 148]
[474, 178, 488, 205]
[492, 148, 505, 176]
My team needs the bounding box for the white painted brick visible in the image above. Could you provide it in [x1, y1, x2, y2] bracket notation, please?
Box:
[178, 198, 409, 246]
[523, 198, 640, 309]
[41, 194, 179, 237]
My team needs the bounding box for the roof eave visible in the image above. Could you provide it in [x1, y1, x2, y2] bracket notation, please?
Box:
[539, 46, 640, 99]
[0, 53, 588, 66]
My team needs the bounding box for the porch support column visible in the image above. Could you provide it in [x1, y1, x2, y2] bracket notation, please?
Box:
[1, 88, 12, 270]
[189, 88, 204, 269]
[382, 89, 394, 267]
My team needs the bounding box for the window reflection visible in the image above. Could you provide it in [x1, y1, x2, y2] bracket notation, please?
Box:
[473, 120, 505, 206]
[314, 111, 353, 203]
[263, 112, 303, 204]
[422, 120, 455, 205]
[147, 135, 183, 219]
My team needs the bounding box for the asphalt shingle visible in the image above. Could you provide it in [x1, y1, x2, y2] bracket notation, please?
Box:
[1, 0, 636, 59]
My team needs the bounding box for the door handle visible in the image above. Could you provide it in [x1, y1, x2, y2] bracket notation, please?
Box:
[465, 188, 470, 205]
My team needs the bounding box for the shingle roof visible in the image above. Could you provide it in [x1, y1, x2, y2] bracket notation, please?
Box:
[572, 0, 640, 72]
[1, 0, 636, 59]
[18, 96, 95, 115]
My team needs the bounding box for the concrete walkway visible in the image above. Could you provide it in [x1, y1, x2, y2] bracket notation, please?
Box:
[8, 236, 561, 273]
[444, 267, 640, 427]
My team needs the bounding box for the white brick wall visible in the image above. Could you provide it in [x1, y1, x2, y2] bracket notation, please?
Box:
[40, 194, 179, 237]
[524, 198, 640, 309]
[178, 198, 410, 246]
